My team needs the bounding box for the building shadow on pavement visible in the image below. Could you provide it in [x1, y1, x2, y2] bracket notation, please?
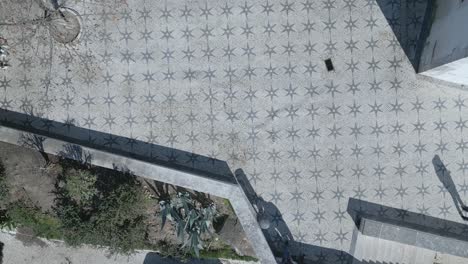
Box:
[0, 110, 239, 264]
[347, 198, 468, 248]
[432, 155, 468, 221]
[375, 0, 434, 71]
[0, 109, 236, 185]
[2, 109, 437, 263]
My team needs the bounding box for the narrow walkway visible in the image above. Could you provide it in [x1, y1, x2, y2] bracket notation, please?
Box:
[0, 231, 257, 264]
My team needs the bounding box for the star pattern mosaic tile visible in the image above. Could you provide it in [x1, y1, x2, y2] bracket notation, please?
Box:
[1, 0, 468, 262]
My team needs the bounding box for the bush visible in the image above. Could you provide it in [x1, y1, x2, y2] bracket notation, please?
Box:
[54, 166, 148, 254]
[87, 181, 148, 253]
[63, 169, 97, 206]
[159, 192, 217, 257]
[7, 201, 62, 239]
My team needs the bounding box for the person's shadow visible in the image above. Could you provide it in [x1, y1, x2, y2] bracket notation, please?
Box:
[432, 155, 468, 220]
[233, 169, 293, 252]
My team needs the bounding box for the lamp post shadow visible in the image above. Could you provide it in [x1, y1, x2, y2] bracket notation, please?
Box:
[432, 155, 468, 220]
[234, 169, 353, 264]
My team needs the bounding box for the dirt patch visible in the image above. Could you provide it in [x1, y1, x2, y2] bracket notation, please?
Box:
[15, 227, 48, 248]
[0, 142, 59, 212]
[0, 141, 255, 259]
[217, 217, 256, 257]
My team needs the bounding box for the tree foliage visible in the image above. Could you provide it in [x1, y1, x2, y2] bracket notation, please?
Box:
[7, 201, 62, 239]
[54, 166, 148, 254]
[62, 169, 97, 206]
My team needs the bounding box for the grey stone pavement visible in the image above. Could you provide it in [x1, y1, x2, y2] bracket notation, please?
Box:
[1, 0, 468, 263]
[0, 231, 253, 264]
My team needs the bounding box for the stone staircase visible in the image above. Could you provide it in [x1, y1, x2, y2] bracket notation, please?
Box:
[352, 230, 468, 264]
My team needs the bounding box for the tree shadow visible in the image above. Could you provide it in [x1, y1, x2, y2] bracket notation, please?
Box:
[17, 133, 50, 164]
[143, 180, 171, 201]
[57, 143, 92, 165]
[432, 154, 468, 220]
[375, 0, 434, 71]
[93, 164, 140, 197]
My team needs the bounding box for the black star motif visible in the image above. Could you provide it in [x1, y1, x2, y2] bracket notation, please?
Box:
[334, 208, 347, 222]
[161, 27, 174, 40]
[290, 188, 304, 203]
[334, 229, 348, 244]
[160, 6, 173, 20]
[351, 144, 363, 159]
[261, 1, 275, 15]
[220, 3, 233, 17]
[239, 1, 254, 16]
[314, 230, 327, 245]
[292, 210, 305, 225]
[180, 4, 192, 20]
[345, 38, 359, 53]
[374, 185, 387, 199]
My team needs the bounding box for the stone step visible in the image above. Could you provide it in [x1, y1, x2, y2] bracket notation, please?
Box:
[354, 232, 468, 264]
[359, 217, 468, 258]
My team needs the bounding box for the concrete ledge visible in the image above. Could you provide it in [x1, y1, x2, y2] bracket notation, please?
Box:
[360, 218, 468, 258]
[0, 125, 276, 264]
[416, 72, 468, 92]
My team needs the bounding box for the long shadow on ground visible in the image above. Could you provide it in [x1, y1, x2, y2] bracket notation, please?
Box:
[375, 0, 433, 71]
[0, 109, 235, 185]
[0, 109, 358, 263]
[235, 169, 354, 264]
[6, 110, 468, 263]
[347, 198, 468, 242]
[432, 155, 468, 221]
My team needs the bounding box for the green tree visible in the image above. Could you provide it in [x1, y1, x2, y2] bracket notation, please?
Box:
[54, 166, 148, 254]
[63, 169, 97, 206]
[7, 201, 62, 239]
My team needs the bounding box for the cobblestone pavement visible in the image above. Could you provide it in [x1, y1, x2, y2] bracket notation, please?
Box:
[1, 0, 468, 263]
